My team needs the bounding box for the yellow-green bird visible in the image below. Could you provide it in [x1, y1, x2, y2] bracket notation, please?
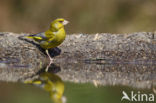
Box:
[26, 18, 69, 63]
[24, 72, 66, 103]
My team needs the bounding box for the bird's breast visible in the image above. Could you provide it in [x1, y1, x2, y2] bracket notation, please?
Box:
[45, 28, 66, 49]
[54, 28, 66, 42]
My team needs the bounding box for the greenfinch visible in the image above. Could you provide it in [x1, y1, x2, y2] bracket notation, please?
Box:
[24, 72, 66, 103]
[26, 18, 69, 64]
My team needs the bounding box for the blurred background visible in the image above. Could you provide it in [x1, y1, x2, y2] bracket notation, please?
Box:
[0, 0, 156, 34]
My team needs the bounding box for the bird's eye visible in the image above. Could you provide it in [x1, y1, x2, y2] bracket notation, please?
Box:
[59, 21, 64, 23]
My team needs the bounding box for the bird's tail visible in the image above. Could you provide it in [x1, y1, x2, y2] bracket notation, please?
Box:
[18, 34, 33, 39]
[24, 35, 34, 39]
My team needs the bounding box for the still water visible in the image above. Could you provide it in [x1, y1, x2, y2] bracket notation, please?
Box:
[0, 70, 155, 103]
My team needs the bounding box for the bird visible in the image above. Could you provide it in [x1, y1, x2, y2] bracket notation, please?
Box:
[25, 18, 69, 70]
[24, 72, 66, 103]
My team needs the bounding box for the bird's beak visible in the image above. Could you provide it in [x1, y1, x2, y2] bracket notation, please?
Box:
[62, 20, 69, 25]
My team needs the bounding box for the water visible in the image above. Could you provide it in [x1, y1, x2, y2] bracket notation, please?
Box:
[0, 70, 156, 103]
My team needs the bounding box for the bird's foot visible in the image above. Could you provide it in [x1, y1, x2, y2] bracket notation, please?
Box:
[45, 59, 53, 72]
[50, 58, 53, 63]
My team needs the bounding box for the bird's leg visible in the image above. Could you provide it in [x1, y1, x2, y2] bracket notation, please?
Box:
[45, 49, 53, 72]
[46, 49, 53, 62]
[45, 61, 52, 72]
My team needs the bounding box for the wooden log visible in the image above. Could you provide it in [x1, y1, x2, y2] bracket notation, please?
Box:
[0, 32, 48, 82]
[0, 32, 156, 88]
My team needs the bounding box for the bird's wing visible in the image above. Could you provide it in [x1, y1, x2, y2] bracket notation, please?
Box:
[45, 30, 56, 42]
[28, 32, 47, 41]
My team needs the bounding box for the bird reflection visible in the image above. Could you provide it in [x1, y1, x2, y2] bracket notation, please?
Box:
[24, 72, 66, 103]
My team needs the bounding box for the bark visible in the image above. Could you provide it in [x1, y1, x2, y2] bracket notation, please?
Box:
[0, 32, 156, 88]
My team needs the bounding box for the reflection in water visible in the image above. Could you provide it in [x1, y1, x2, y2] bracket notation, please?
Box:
[24, 72, 66, 103]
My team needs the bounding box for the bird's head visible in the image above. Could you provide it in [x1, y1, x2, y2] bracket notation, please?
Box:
[50, 18, 69, 31]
